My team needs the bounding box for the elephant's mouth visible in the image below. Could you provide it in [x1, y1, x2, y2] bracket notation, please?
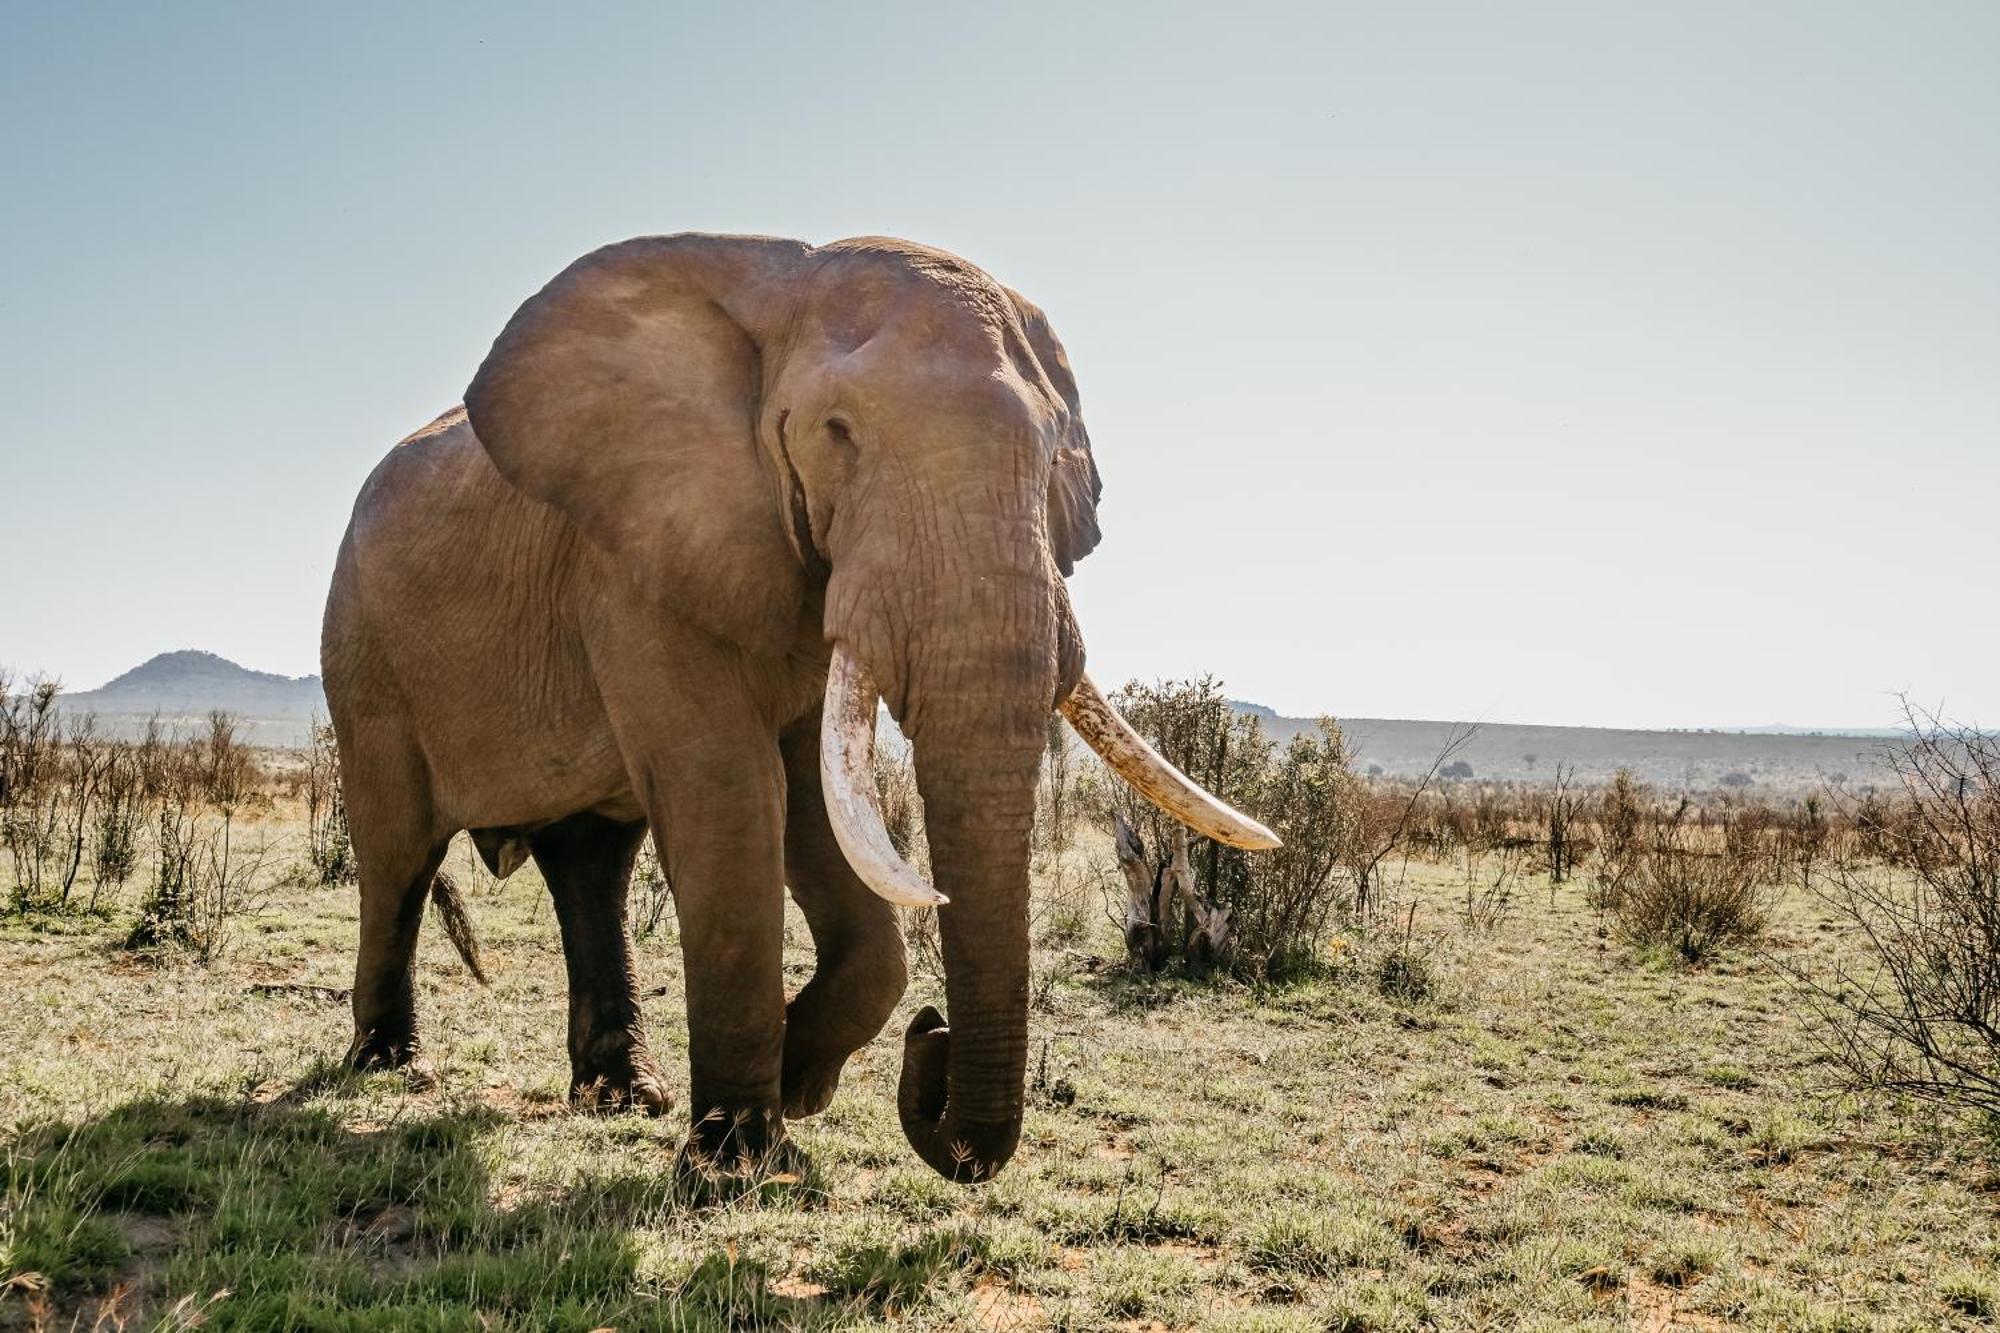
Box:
[818, 642, 1279, 892]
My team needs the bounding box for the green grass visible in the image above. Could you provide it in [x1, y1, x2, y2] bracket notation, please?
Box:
[3, 822, 1997, 1329]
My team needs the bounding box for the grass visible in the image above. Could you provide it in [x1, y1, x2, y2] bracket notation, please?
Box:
[3, 818, 1998, 1330]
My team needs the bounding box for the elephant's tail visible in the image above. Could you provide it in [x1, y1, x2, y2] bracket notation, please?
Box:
[429, 872, 489, 985]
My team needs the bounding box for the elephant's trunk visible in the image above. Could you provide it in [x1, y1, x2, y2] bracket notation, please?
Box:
[897, 721, 1042, 1181]
[880, 566, 1051, 1182]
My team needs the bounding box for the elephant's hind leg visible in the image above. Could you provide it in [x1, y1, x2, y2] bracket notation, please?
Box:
[778, 712, 909, 1119]
[528, 812, 669, 1115]
[344, 738, 451, 1074]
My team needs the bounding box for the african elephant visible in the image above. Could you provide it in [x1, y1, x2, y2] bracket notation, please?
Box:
[321, 233, 1276, 1183]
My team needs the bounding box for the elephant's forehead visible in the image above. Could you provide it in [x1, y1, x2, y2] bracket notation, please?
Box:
[809, 242, 1014, 330]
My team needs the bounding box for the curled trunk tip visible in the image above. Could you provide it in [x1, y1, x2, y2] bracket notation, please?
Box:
[896, 1006, 1021, 1183]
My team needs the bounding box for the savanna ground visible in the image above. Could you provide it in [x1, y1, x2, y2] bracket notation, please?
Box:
[3, 809, 1997, 1331]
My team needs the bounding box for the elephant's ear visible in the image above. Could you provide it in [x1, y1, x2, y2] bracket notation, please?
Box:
[465, 234, 811, 650]
[1007, 289, 1103, 577]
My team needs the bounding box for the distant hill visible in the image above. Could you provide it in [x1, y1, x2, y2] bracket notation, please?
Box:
[40, 652, 1903, 788]
[60, 651, 325, 745]
[1232, 702, 1899, 793]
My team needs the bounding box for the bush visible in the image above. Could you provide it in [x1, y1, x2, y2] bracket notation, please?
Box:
[125, 713, 272, 961]
[1799, 711, 2000, 1116]
[1588, 769, 1646, 910]
[1107, 676, 1268, 919]
[305, 719, 355, 885]
[632, 834, 674, 939]
[1109, 679, 1376, 981]
[1615, 846, 1770, 964]
[1612, 802, 1772, 964]
[1233, 721, 1361, 979]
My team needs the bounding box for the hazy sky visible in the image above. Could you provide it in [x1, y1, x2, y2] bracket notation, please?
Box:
[3, 2, 1994, 729]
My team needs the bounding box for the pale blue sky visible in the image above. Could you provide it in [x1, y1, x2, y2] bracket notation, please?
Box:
[3, 2, 1994, 729]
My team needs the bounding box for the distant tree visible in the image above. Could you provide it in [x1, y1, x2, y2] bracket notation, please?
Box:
[1440, 760, 1474, 781]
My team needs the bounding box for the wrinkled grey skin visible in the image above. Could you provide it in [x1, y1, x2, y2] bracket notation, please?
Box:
[322, 235, 1102, 1181]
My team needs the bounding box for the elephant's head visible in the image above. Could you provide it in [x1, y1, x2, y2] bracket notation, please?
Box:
[464, 234, 1275, 1182]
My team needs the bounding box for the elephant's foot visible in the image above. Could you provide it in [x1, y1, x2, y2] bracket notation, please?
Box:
[675, 1105, 808, 1190]
[569, 1050, 672, 1116]
[346, 1026, 436, 1091]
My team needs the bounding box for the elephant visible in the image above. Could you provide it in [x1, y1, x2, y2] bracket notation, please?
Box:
[321, 233, 1277, 1183]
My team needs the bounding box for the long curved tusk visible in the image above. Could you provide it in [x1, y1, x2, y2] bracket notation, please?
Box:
[820, 645, 949, 908]
[1060, 673, 1283, 851]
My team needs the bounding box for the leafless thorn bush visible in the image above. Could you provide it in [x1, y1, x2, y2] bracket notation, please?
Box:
[1345, 725, 1478, 917]
[871, 739, 925, 865]
[866, 737, 946, 980]
[1547, 762, 1587, 885]
[1030, 715, 1102, 949]
[305, 717, 355, 885]
[1791, 705, 2000, 1118]
[1460, 844, 1522, 934]
[632, 834, 676, 940]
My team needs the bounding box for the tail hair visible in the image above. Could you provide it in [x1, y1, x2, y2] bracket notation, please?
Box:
[428, 871, 489, 985]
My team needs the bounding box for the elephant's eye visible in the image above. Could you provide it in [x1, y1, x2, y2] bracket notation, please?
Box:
[824, 418, 860, 465]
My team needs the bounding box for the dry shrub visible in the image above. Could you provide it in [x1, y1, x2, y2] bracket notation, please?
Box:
[1460, 844, 1522, 934]
[1612, 801, 1772, 964]
[1798, 710, 2000, 1116]
[868, 737, 944, 980]
[1032, 714, 1102, 947]
[1545, 763, 1587, 884]
[632, 834, 675, 940]
[871, 740, 924, 864]
[124, 713, 272, 961]
[305, 718, 355, 885]
[91, 737, 145, 905]
[1588, 769, 1647, 911]
[1, 672, 66, 910]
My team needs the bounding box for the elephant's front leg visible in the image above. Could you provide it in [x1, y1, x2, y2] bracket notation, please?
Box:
[651, 739, 798, 1175]
[526, 812, 666, 1113]
[592, 622, 799, 1176]
[778, 711, 909, 1119]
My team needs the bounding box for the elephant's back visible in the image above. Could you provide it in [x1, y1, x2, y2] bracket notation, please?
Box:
[333, 405, 567, 643]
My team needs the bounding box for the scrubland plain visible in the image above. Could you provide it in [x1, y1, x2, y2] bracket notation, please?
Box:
[4, 790, 1997, 1331]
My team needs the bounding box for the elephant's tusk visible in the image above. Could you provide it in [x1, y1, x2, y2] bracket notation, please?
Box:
[1059, 673, 1283, 851]
[820, 645, 949, 909]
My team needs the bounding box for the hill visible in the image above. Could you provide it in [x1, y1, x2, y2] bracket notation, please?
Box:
[60, 650, 325, 745]
[42, 653, 1901, 788]
[1235, 702, 1897, 793]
